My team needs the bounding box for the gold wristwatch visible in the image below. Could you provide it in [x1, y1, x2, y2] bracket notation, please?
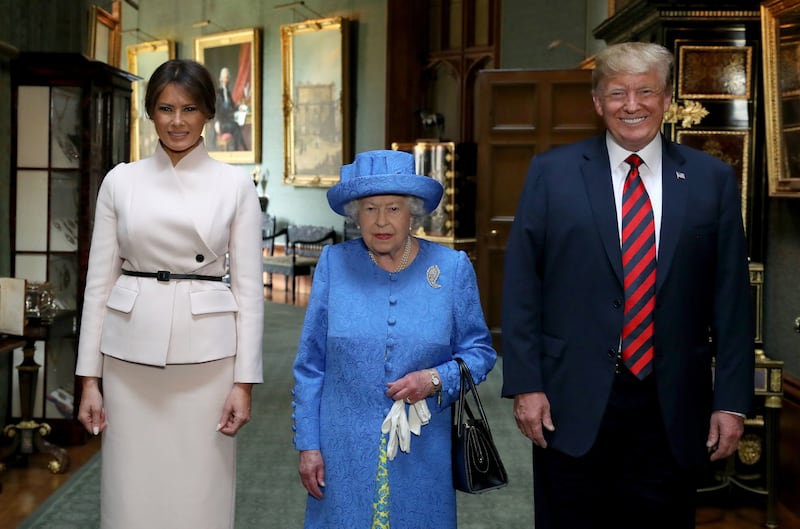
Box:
[429, 370, 441, 393]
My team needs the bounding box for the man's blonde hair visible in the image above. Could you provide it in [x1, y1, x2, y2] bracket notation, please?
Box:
[592, 42, 674, 94]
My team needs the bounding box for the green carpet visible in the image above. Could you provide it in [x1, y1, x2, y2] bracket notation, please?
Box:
[17, 301, 534, 528]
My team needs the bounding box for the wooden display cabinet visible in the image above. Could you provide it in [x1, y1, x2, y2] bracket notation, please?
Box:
[7, 52, 135, 446]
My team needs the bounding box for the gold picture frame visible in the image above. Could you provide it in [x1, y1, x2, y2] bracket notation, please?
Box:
[194, 28, 262, 164]
[762, 0, 800, 196]
[281, 17, 351, 187]
[127, 40, 176, 161]
[88, 1, 122, 67]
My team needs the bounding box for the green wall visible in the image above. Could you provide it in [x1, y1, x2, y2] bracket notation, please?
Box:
[120, 0, 387, 232]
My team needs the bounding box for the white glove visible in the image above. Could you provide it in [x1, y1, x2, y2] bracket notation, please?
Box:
[381, 400, 432, 460]
[381, 400, 410, 460]
[408, 400, 431, 435]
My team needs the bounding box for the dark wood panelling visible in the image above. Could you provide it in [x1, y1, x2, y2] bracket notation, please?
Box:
[780, 374, 800, 519]
[475, 68, 603, 351]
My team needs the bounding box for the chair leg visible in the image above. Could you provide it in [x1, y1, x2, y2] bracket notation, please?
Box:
[291, 275, 296, 303]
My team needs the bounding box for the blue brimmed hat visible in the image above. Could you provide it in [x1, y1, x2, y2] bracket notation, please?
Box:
[326, 150, 444, 216]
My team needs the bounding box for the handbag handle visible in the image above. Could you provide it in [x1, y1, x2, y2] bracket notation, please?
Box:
[454, 357, 492, 438]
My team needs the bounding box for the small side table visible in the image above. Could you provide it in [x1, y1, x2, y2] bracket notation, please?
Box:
[0, 321, 71, 474]
[0, 337, 28, 489]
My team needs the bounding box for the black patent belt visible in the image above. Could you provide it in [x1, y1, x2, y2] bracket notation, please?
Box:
[121, 270, 224, 282]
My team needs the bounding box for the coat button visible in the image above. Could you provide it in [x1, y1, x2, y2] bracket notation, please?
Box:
[196, 254, 204, 262]
[613, 299, 622, 308]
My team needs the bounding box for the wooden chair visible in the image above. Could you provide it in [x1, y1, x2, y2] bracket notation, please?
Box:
[260, 212, 277, 287]
[262, 224, 336, 302]
[343, 218, 362, 241]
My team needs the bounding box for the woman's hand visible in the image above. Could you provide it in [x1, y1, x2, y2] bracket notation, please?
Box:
[386, 369, 439, 404]
[77, 376, 106, 436]
[217, 383, 253, 436]
[299, 449, 326, 499]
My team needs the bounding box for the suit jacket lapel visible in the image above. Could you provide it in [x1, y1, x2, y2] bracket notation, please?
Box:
[656, 140, 688, 295]
[582, 137, 624, 286]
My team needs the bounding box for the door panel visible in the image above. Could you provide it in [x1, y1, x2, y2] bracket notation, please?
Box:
[476, 69, 604, 352]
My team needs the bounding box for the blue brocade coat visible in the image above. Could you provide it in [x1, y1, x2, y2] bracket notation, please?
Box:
[292, 238, 497, 528]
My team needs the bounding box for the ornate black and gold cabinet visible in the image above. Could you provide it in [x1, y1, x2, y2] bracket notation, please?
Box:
[7, 52, 135, 446]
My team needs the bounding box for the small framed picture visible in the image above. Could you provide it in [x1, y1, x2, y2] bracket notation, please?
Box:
[87, 1, 121, 67]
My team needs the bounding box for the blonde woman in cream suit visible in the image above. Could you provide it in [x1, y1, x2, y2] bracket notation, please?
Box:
[76, 59, 264, 529]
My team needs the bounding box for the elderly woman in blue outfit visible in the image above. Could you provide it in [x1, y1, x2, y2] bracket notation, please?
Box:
[292, 149, 497, 528]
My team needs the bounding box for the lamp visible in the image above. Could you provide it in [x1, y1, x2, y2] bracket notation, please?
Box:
[417, 109, 445, 139]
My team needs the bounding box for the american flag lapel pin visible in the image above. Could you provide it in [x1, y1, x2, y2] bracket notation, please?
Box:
[676, 171, 686, 180]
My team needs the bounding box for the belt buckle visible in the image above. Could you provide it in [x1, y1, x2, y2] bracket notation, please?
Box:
[156, 270, 171, 281]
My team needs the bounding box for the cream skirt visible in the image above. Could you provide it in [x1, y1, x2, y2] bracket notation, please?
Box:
[100, 355, 236, 529]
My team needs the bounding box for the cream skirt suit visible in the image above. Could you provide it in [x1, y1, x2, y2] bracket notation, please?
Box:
[76, 142, 264, 529]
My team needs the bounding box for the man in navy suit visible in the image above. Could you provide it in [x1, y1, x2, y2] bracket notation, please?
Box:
[502, 42, 754, 529]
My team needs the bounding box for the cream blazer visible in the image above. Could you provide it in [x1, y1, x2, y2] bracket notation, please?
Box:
[76, 142, 264, 383]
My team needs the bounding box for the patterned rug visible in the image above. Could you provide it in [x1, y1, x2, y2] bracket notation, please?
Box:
[18, 301, 534, 528]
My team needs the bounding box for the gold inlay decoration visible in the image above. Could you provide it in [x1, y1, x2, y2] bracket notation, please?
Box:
[663, 101, 709, 128]
[737, 433, 762, 465]
[769, 369, 783, 393]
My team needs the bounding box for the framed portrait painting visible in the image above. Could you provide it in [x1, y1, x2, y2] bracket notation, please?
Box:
[194, 28, 261, 164]
[127, 40, 176, 161]
[281, 17, 351, 187]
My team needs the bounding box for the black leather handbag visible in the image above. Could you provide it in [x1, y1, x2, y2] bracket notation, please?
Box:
[452, 357, 508, 494]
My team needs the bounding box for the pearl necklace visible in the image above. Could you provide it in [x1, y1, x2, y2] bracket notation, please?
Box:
[368, 236, 412, 272]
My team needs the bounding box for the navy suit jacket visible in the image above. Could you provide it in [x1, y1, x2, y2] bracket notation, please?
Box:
[501, 134, 754, 467]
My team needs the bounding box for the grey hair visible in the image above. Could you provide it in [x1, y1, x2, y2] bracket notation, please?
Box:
[343, 195, 427, 222]
[591, 42, 674, 94]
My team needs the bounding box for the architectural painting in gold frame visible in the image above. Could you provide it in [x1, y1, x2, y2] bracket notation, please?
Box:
[281, 17, 351, 187]
[127, 40, 176, 161]
[194, 28, 262, 164]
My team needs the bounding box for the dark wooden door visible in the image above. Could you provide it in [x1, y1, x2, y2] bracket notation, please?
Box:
[475, 69, 604, 351]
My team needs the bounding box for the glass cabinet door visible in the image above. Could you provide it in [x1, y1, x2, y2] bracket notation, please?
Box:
[10, 53, 134, 437]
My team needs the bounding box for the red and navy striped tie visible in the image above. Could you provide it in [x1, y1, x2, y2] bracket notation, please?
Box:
[621, 154, 655, 379]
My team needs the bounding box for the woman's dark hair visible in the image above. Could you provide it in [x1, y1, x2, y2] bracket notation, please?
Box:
[144, 59, 216, 119]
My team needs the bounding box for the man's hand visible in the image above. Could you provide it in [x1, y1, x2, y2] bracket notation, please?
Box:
[513, 392, 555, 448]
[707, 410, 744, 461]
